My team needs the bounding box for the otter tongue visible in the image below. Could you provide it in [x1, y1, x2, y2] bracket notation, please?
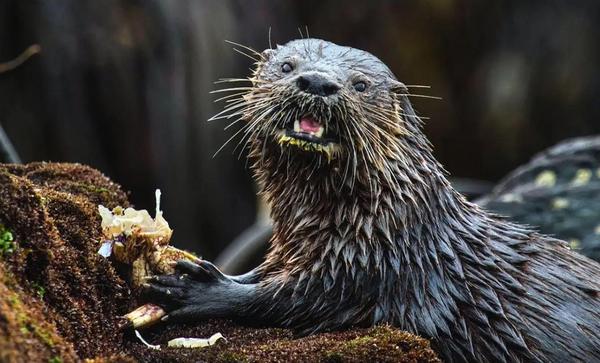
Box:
[299, 116, 322, 133]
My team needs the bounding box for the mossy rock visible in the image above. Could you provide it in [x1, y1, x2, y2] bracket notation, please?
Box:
[124, 320, 440, 363]
[0, 163, 130, 362]
[0, 162, 440, 362]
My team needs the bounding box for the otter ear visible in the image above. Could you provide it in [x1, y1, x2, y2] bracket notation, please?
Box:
[389, 79, 421, 125]
[389, 80, 409, 95]
[261, 48, 275, 60]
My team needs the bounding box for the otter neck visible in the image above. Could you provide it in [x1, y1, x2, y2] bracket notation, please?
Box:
[254, 132, 483, 280]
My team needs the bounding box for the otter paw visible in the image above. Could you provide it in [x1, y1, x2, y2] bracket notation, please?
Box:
[142, 274, 190, 307]
[143, 260, 241, 322]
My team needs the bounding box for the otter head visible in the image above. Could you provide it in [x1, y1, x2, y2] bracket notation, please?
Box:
[218, 39, 428, 194]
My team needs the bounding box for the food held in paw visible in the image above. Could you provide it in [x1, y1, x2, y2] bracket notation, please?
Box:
[98, 189, 199, 286]
[97, 189, 200, 328]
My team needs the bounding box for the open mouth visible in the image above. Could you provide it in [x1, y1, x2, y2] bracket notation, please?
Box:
[277, 115, 338, 160]
[287, 116, 327, 143]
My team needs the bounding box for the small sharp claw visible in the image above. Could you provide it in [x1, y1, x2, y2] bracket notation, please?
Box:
[142, 281, 186, 307]
[175, 260, 204, 276]
[173, 259, 228, 282]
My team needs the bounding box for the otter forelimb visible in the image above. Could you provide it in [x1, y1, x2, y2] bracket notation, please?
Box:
[145, 260, 260, 322]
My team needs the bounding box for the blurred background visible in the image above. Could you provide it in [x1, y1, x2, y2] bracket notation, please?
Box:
[1, 0, 599, 261]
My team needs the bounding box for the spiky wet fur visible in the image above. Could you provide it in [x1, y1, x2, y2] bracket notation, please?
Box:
[217, 39, 600, 362]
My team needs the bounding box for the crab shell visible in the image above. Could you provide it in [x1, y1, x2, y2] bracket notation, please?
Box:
[126, 243, 200, 287]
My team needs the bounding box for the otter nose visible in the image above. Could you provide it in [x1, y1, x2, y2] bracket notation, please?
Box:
[296, 74, 340, 96]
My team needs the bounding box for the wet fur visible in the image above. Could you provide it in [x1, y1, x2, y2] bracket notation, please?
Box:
[154, 39, 600, 362]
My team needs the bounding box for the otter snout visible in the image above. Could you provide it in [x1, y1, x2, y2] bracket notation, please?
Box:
[295, 72, 340, 97]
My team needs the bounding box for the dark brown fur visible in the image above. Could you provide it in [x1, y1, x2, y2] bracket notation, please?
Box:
[148, 39, 600, 363]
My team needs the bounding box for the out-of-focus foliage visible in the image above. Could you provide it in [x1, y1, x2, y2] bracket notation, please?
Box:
[1, 0, 599, 257]
[0, 224, 14, 256]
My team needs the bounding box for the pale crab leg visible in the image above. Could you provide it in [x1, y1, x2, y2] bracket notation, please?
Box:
[123, 303, 166, 329]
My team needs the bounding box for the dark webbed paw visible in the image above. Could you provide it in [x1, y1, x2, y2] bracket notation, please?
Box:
[144, 260, 250, 322]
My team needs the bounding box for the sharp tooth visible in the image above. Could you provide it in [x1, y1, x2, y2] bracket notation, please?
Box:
[294, 120, 300, 133]
[315, 126, 324, 138]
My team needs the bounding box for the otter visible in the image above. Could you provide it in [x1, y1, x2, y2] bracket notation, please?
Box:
[145, 39, 600, 362]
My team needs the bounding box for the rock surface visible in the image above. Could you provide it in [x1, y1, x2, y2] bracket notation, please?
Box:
[0, 162, 440, 363]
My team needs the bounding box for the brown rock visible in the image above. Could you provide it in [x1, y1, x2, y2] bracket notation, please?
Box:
[0, 162, 439, 363]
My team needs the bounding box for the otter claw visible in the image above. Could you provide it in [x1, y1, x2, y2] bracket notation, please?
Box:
[143, 282, 185, 302]
[173, 259, 227, 282]
[175, 260, 205, 276]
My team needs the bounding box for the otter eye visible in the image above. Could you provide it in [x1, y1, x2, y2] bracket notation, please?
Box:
[281, 62, 293, 73]
[353, 81, 367, 92]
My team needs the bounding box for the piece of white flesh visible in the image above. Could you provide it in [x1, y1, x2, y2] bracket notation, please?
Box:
[167, 333, 226, 348]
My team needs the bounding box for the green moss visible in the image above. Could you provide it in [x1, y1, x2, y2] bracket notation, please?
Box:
[7, 294, 19, 306]
[0, 223, 15, 256]
[6, 290, 56, 347]
[7, 292, 31, 337]
[38, 194, 49, 207]
[33, 324, 56, 347]
[32, 282, 46, 299]
[321, 325, 437, 362]
[48, 356, 63, 363]
[322, 352, 344, 363]
[73, 182, 111, 194]
[344, 334, 377, 349]
[7, 293, 26, 324]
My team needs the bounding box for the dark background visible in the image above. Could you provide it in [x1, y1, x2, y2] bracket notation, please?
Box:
[1, 0, 599, 259]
